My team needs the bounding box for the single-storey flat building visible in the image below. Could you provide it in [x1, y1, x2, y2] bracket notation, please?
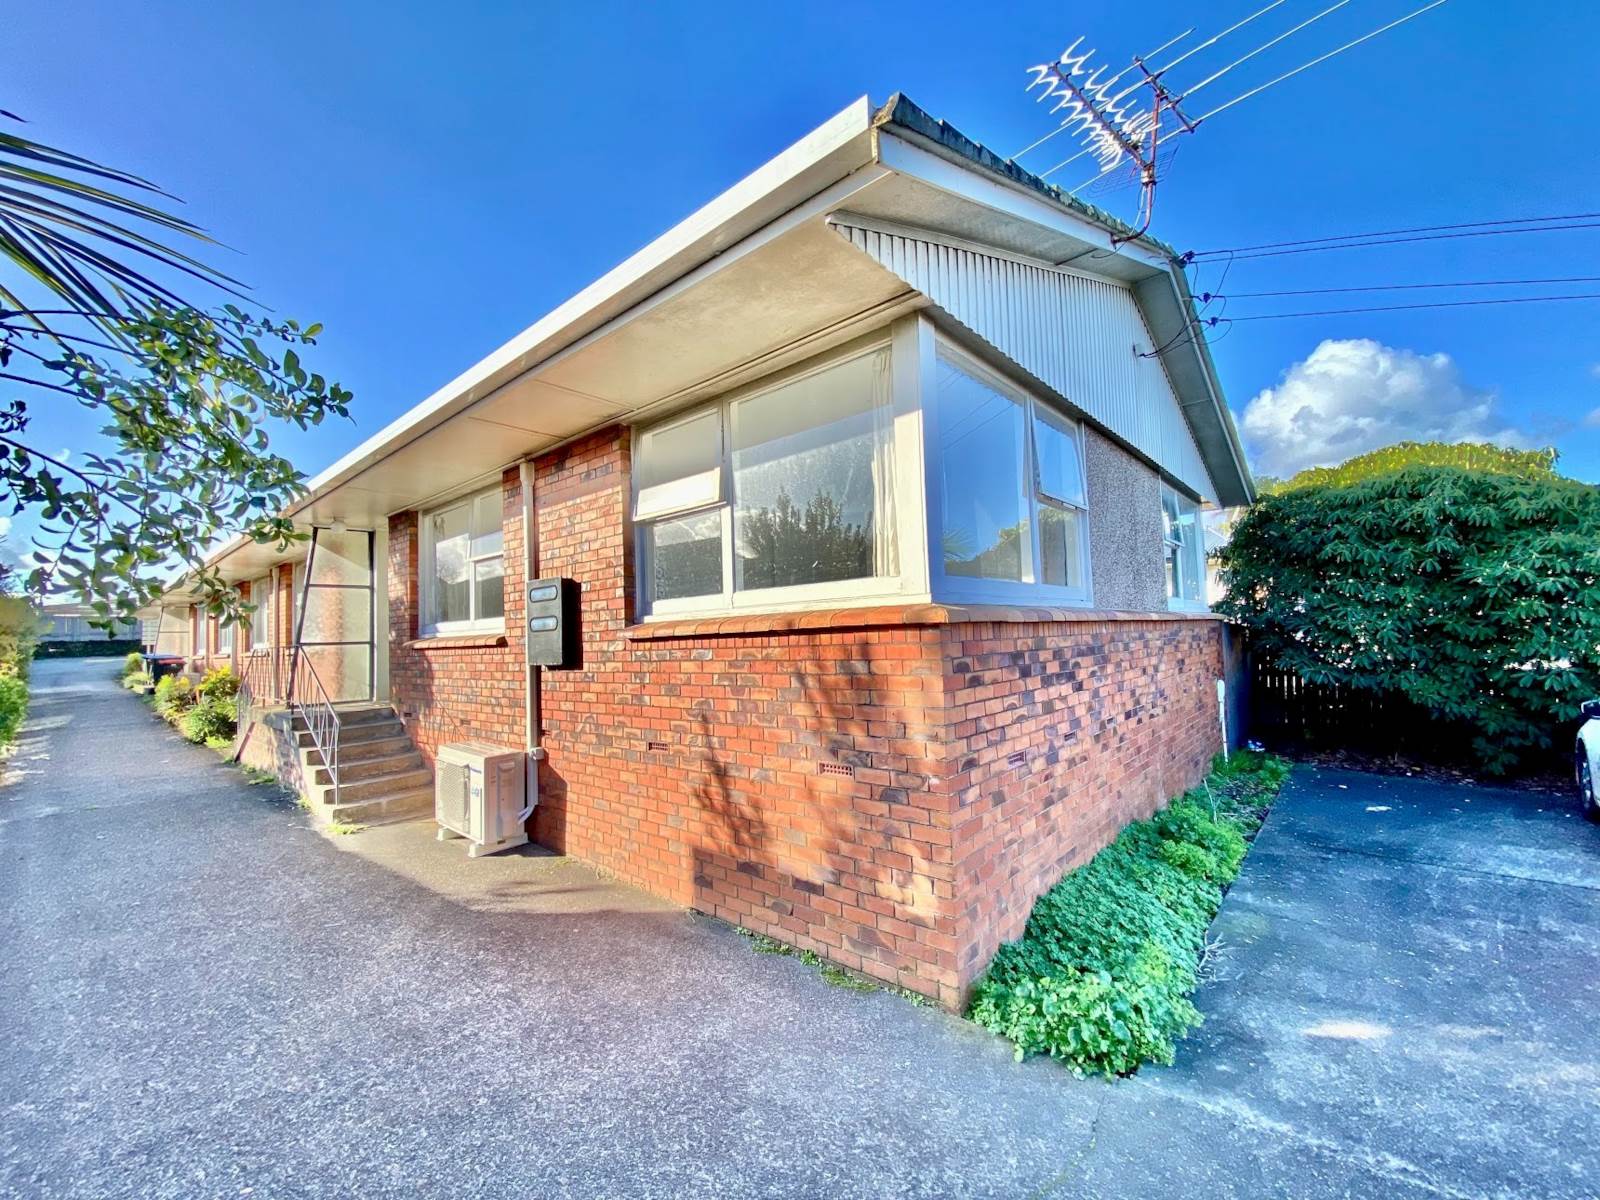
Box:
[143, 95, 1253, 1008]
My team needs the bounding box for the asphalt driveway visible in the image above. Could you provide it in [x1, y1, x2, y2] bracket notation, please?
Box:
[2, 657, 1596, 1199]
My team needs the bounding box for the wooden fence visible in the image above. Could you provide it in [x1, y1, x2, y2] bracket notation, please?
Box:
[1245, 660, 1477, 761]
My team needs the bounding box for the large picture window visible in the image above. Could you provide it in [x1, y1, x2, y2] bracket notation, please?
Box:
[934, 347, 1089, 600]
[1162, 485, 1205, 608]
[423, 484, 505, 634]
[634, 343, 897, 615]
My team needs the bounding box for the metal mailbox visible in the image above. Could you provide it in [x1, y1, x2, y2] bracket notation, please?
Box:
[525, 577, 580, 669]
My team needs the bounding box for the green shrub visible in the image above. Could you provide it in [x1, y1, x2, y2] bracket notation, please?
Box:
[121, 651, 144, 680]
[1219, 452, 1600, 773]
[181, 694, 237, 744]
[153, 674, 195, 721]
[969, 752, 1289, 1077]
[196, 664, 239, 701]
[0, 674, 27, 746]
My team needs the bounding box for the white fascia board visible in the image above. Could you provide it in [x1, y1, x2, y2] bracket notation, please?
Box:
[300, 95, 876, 506]
[874, 130, 1170, 274]
[172, 97, 878, 589]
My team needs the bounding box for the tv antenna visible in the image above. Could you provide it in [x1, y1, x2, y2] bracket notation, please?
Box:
[1019, 0, 1452, 236]
[1025, 39, 1198, 244]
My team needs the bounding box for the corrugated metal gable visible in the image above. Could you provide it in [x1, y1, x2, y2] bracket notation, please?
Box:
[831, 218, 1215, 498]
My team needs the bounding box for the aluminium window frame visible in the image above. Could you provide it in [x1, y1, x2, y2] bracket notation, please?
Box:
[633, 333, 914, 620]
[926, 337, 1094, 609]
[247, 574, 273, 651]
[418, 482, 507, 637]
[1161, 482, 1209, 613]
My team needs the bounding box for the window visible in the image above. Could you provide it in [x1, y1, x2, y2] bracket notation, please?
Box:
[423, 484, 504, 633]
[1162, 485, 1205, 608]
[247, 575, 272, 650]
[634, 344, 897, 614]
[934, 347, 1089, 599]
[216, 612, 233, 655]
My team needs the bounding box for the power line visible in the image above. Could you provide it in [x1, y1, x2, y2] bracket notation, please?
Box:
[1225, 275, 1600, 298]
[1192, 211, 1600, 257]
[1066, 0, 1452, 196]
[1180, 0, 1352, 101]
[1226, 292, 1600, 321]
[1191, 0, 1450, 124]
[1208, 219, 1600, 261]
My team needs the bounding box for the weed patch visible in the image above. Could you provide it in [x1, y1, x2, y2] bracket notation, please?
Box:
[968, 751, 1290, 1078]
[737, 928, 927, 1004]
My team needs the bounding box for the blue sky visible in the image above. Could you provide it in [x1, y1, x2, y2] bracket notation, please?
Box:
[5, 0, 1597, 558]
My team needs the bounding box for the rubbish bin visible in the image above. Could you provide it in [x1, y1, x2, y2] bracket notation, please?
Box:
[143, 654, 186, 683]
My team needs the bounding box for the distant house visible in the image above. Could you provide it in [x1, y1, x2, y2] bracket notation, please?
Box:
[143, 95, 1253, 1008]
[36, 602, 140, 645]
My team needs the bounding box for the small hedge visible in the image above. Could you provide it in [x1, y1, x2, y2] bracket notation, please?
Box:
[969, 751, 1290, 1077]
[152, 666, 239, 746]
[0, 675, 26, 745]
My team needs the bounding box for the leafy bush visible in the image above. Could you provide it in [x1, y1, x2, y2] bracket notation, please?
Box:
[196, 665, 239, 701]
[122, 651, 144, 679]
[1219, 454, 1600, 773]
[152, 674, 195, 720]
[969, 751, 1289, 1077]
[181, 694, 237, 744]
[0, 674, 27, 746]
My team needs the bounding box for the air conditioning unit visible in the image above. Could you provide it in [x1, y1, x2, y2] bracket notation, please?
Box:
[435, 742, 529, 858]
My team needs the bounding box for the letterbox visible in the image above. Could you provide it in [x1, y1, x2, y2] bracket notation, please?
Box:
[525, 577, 580, 669]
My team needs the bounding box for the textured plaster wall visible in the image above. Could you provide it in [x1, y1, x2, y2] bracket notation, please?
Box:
[1085, 428, 1168, 612]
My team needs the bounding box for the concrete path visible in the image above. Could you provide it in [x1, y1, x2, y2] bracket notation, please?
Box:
[2, 658, 1596, 1199]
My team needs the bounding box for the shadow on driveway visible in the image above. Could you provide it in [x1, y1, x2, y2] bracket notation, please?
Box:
[2, 658, 1596, 1198]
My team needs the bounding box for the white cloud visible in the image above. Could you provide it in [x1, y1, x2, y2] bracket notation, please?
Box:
[1238, 338, 1531, 479]
[1586, 407, 1600, 429]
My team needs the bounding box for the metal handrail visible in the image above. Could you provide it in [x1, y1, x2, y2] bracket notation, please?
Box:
[288, 646, 342, 806]
[233, 648, 285, 760]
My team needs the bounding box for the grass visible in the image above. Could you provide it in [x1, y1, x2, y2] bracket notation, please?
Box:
[328, 819, 365, 836]
[968, 750, 1291, 1077]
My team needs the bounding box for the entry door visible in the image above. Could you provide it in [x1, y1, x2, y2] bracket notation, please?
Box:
[293, 527, 376, 704]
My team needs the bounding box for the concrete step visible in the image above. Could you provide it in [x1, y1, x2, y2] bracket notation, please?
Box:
[320, 786, 434, 829]
[293, 719, 403, 750]
[310, 765, 432, 807]
[291, 704, 396, 731]
[308, 750, 424, 787]
[333, 735, 415, 764]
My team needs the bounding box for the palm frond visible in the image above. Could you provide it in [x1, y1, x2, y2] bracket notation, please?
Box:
[0, 114, 246, 338]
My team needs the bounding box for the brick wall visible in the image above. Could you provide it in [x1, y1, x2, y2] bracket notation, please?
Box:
[940, 618, 1224, 989]
[388, 467, 527, 761]
[385, 425, 1225, 1010]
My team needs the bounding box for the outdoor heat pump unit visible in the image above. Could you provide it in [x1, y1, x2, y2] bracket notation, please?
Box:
[434, 743, 530, 858]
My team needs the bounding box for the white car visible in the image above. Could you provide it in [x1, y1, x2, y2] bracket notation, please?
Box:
[1578, 699, 1600, 822]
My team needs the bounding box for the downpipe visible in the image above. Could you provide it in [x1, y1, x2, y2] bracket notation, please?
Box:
[518, 459, 544, 822]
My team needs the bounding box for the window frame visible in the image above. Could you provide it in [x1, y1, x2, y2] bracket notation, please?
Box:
[419, 482, 507, 636]
[928, 339, 1093, 608]
[1161, 483, 1208, 612]
[247, 575, 273, 651]
[634, 337, 909, 620]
